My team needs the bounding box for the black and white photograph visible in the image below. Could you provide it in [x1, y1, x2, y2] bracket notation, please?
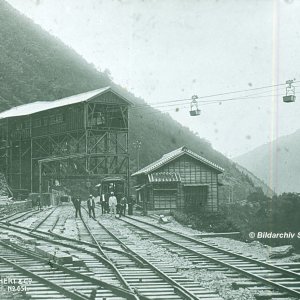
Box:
[0, 0, 300, 299]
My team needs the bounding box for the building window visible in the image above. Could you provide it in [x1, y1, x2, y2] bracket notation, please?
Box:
[24, 120, 30, 129]
[49, 115, 55, 125]
[49, 114, 63, 125]
[96, 112, 105, 125]
[16, 122, 22, 130]
[56, 114, 63, 123]
[33, 119, 41, 128]
[88, 112, 105, 127]
[43, 117, 48, 126]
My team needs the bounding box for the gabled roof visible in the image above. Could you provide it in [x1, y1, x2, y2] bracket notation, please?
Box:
[0, 86, 131, 120]
[132, 146, 224, 176]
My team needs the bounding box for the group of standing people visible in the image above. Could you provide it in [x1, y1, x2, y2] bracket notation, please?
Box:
[71, 192, 134, 219]
[102, 192, 134, 218]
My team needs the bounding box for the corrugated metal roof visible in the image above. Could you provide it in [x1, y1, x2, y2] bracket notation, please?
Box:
[0, 86, 130, 120]
[148, 172, 181, 183]
[132, 146, 224, 176]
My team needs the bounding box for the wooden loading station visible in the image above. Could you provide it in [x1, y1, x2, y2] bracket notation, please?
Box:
[132, 146, 224, 213]
[0, 87, 131, 198]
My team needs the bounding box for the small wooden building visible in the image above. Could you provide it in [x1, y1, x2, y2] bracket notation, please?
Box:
[132, 146, 224, 213]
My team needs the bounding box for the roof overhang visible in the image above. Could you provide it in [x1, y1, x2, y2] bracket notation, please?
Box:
[132, 146, 224, 177]
[0, 86, 133, 120]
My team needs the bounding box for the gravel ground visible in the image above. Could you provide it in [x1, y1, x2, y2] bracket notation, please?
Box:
[100, 217, 266, 300]
[1, 207, 298, 300]
[202, 237, 300, 263]
[16, 208, 50, 228]
[132, 215, 300, 264]
[0, 289, 24, 300]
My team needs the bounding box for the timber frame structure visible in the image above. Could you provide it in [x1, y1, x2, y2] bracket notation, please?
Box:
[0, 87, 131, 197]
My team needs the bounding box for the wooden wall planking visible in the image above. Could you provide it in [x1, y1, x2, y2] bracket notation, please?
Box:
[153, 154, 220, 211]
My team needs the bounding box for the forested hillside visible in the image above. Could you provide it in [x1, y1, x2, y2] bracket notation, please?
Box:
[0, 0, 266, 200]
[235, 129, 300, 194]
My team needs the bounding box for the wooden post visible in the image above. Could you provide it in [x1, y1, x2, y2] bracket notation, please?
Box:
[38, 161, 42, 207]
[19, 140, 21, 189]
[30, 139, 33, 192]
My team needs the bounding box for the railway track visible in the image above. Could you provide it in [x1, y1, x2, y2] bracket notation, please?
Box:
[1, 211, 212, 299]
[0, 209, 43, 223]
[0, 237, 138, 300]
[115, 215, 300, 299]
[3, 205, 299, 299]
[0, 207, 59, 234]
[0, 222, 143, 299]
[80, 211, 224, 300]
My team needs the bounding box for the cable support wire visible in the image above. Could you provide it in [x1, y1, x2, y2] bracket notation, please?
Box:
[133, 80, 298, 108]
[130, 91, 300, 117]
[103, 92, 298, 120]
[131, 91, 298, 113]
[88, 81, 297, 119]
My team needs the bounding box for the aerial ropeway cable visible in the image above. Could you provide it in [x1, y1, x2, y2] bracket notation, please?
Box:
[129, 79, 297, 117]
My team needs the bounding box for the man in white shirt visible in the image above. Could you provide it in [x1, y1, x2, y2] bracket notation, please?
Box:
[108, 192, 117, 217]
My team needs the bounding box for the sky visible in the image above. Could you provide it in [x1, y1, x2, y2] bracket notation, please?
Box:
[6, 0, 300, 158]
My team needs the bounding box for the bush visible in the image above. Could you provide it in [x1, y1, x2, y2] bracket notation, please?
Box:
[172, 210, 238, 233]
[223, 192, 300, 250]
[172, 191, 300, 251]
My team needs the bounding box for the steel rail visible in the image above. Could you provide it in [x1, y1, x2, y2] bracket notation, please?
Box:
[0, 243, 88, 300]
[0, 222, 145, 297]
[95, 218, 200, 300]
[0, 221, 144, 266]
[0, 209, 39, 223]
[50, 215, 60, 231]
[0, 239, 139, 300]
[30, 206, 57, 232]
[79, 213, 141, 300]
[79, 207, 106, 257]
[126, 216, 300, 280]
[0, 210, 23, 221]
[121, 216, 300, 298]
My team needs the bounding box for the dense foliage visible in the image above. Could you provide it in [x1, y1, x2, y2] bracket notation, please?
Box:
[0, 0, 263, 199]
[174, 190, 300, 251]
[225, 191, 300, 250]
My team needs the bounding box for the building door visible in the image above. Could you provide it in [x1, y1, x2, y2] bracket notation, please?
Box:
[184, 186, 208, 211]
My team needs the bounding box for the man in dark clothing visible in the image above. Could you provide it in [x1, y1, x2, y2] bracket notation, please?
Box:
[87, 195, 96, 218]
[118, 195, 127, 218]
[75, 197, 82, 218]
[105, 193, 110, 213]
[128, 196, 134, 215]
[71, 196, 82, 218]
[36, 195, 42, 211]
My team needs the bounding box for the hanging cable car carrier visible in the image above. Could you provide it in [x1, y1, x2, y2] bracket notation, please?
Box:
[283, 79, 296, 103]
[189, 95, 201, 116]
